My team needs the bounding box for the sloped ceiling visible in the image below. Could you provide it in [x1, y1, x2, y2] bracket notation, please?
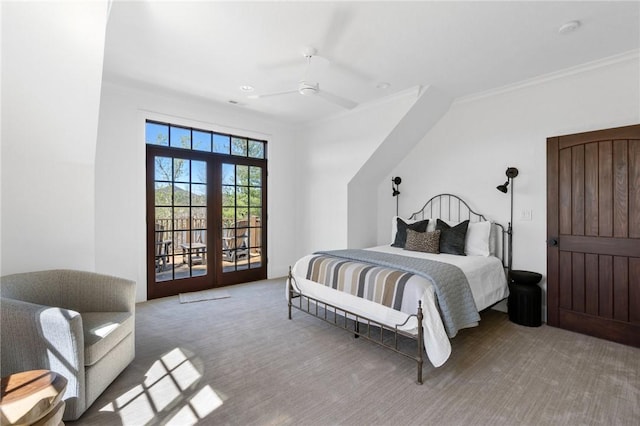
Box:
[104, 1, 639, 124]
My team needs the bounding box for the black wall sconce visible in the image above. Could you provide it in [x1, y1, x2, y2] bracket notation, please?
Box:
[391, 176, 401, 216]
[497, 167, 518, 272]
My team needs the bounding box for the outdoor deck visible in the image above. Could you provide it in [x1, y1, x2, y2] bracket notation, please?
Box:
[156, 251, 262, 281]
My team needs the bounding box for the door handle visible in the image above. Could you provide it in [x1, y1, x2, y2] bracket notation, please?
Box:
[548, 238, 558, 247]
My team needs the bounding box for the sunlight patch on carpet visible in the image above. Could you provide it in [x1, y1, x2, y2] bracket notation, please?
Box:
[179, 289, 231, 304]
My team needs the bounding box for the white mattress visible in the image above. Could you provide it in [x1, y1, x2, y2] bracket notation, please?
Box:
[288, 246, 508, 368]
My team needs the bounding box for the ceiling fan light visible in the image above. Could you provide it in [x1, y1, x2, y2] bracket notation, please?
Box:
[298, 82, 318, 96]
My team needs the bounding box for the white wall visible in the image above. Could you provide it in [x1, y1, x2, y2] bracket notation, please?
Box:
[1, 1, 108, 275]
[296, 90, 419, 255]
[381, 52, 640, 318]
[349, 86, 452, 249]
[95, 81, 299, 301]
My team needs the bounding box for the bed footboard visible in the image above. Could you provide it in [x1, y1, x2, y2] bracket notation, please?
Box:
[287, 268, 425, 384]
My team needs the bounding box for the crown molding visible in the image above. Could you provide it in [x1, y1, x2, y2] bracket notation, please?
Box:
[455, 49, 640, 105]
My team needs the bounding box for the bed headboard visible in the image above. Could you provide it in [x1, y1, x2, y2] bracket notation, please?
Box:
[407, 193, 508, 268]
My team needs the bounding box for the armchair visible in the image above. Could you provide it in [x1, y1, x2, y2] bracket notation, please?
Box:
[0, 270, 136, 421]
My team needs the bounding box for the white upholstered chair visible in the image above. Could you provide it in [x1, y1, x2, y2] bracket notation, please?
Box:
[0, 270, 136, 421]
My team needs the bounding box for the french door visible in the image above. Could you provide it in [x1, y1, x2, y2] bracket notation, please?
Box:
[146, 146, 267, 299]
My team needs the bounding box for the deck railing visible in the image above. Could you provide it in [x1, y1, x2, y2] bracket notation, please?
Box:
[154, 216, 261, 254]
[155, 218, 206, 254]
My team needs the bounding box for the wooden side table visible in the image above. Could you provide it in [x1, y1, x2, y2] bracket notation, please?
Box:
[1, 370, 67, 426]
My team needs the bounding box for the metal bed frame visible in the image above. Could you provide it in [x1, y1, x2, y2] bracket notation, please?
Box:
[287, 194, 507, 384]
[287, 271, 425, 383]
[408, 193, 508, 269]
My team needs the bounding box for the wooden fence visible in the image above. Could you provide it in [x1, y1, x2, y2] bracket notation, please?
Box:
[155, 217, 261, 254]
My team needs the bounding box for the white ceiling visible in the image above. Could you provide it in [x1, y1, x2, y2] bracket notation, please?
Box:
[104, 1, 640, 124]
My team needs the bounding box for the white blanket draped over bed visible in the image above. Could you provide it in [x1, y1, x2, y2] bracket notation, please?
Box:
[288, 245, 508, 367]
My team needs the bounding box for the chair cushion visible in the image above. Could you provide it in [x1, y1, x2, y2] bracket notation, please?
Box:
[81, 312, 134, 366]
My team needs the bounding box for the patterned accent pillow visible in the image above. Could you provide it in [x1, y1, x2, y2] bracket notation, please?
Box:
[404, 229, 441, 254]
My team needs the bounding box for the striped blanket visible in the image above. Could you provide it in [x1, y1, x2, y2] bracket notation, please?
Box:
[306, 255, 414, 312]
[309, 249, 481, 338]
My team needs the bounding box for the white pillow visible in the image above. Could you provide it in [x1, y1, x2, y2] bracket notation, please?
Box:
[465, 221, 491, 257]
[391, 216, 436, 243]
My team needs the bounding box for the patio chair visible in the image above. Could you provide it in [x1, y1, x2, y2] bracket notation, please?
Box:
[222, 225, 249, 261]
[155, 224, 171, 271]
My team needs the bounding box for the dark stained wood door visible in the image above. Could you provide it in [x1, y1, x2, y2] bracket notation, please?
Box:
[547, 124, 640, 347]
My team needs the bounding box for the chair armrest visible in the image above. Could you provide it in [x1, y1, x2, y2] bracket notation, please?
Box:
[59, 270, 136, 313]
[1, 298, 85, 408]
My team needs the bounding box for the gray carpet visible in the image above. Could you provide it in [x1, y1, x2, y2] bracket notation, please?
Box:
[70, 278, 639, 425]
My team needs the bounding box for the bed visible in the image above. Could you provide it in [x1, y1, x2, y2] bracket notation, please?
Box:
[286, 194, 509, 384]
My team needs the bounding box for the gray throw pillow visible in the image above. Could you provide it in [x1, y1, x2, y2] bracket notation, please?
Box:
[391, 218, 429, 248]
[436, 219, 469, 255]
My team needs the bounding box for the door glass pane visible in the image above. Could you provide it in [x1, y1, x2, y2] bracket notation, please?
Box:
[174, 184, 190, 206]
[222, 163, 263, 273]
[174, 159, 189, 182]
[191, 184, 207, 206]
[236, 187, 248, 207]
[236, 207, 248, 221]
[249, 166, 261, 186]
[235, 165, 248, 184]
[155, 157, 172, 181]
[154, 156, 207, 282]
[249, 188, 261, 206]
[192, 161, 206, 183]
[222, 163, 235, 185]
[155, 183, 172, 206]
[249, 207, 262, 222]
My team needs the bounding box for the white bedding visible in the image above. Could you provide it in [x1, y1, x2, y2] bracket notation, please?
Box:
[367, 245, 508, 312]
[288, 245, 508, 368]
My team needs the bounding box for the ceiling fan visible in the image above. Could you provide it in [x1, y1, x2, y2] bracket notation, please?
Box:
[248, 47, 358, 110]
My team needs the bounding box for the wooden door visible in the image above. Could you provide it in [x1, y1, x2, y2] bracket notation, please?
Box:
[547, 124, 640, 347]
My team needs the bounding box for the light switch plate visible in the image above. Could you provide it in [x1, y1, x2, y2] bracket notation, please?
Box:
[520, 209, 533, 221]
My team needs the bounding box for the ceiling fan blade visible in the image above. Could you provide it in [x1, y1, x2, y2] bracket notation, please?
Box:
[248, 89, 298, 99]
[317, 90, 358, 109]
[259, 48, 330, 75]
[321, 7, 354, 55]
